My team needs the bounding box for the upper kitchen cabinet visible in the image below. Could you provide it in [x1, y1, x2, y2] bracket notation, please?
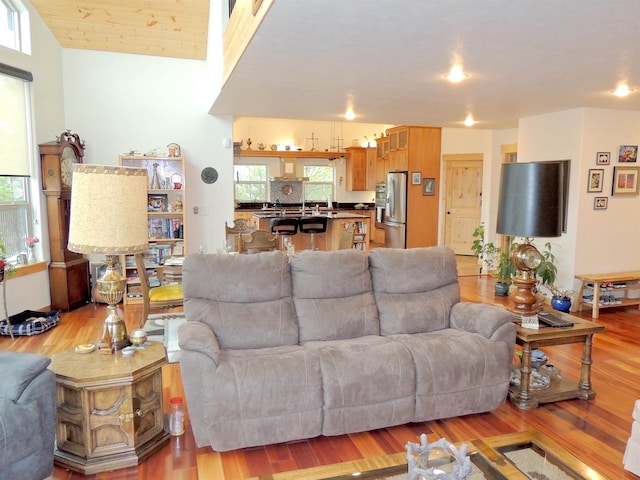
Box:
[387, 126, 409, 172]
[345, 147, 376, 191]
[375, 136, 389, 184]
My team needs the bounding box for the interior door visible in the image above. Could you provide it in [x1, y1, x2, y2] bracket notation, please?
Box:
[442, 155, 483, 255]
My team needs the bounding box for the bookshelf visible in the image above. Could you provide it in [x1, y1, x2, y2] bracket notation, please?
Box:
[119, 155, 186, 304]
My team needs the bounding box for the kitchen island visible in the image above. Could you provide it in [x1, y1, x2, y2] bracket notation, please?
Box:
[251, 211, 370, 252]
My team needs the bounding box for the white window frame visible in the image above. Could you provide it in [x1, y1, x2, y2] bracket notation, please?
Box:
[0, 0, 30, 54]
[233, 163, 269, 203]
[303, 163, 334, 203]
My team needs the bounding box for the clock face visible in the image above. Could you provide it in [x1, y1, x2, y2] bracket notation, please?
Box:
[61, 147, 78, 187]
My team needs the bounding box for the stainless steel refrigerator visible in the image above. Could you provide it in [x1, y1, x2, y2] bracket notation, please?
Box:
[384, 171, 407, 248]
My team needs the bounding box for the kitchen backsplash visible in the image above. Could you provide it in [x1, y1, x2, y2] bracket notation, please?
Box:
[270, 180, 303, 204]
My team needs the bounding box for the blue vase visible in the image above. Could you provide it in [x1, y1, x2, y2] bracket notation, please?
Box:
[551, 297, 571, 313]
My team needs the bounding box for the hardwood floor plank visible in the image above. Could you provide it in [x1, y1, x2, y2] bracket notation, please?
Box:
[5, 274, 637, 479]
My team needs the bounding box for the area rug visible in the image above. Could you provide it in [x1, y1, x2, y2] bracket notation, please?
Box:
[143, 313, 186, 363]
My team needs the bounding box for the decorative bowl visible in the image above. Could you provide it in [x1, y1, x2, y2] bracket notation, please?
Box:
[129, 329, 148, 346]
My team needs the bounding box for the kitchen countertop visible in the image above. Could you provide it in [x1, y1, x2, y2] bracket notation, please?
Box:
[252, 211, 369, 219]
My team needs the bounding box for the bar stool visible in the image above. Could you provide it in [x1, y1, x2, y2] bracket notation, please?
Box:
[270, 217, 299, 251]
[298, 216, 327, 251]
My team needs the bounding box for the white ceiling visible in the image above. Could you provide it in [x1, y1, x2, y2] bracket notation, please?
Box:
[211, 0, 640, 129]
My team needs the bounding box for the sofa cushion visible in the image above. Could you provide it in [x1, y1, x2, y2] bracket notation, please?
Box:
[290, 250, 379, 342]
[304, 335, 416, 436]
[183, 251, 298, 349]
[201, 345, 323, 451]
[391, 329, 512, 421]
[369, 247, 460, 335]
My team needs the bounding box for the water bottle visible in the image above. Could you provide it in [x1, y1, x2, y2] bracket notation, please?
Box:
[168, 396, 185, 436]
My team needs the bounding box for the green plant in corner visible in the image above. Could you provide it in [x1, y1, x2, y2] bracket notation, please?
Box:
[471, 225, 516, 295]
[0, 238, 17, 280]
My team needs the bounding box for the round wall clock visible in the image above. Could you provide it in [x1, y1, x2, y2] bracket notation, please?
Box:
[201, 167, 218, 184]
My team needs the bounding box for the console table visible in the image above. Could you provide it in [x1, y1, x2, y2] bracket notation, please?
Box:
[509, 314, 605, 411]
[572, 271, 640, 319]
[49, 342, 169, 474]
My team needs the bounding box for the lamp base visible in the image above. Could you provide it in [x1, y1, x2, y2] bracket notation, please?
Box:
[508, 276, 541, 316]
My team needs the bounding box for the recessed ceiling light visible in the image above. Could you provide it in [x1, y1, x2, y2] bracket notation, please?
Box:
[464, 114, 475, 127]
[612, 84, 633, 97]
[445, 65, 468, 83]
[344, 108, 355, 121]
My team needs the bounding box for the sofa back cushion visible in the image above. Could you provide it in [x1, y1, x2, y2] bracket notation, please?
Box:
[183, 251, 298, 349]
[290, 249, 379, 342]
[368, 247, 460, 335]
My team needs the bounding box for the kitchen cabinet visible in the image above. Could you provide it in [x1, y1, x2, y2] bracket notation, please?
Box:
[345, 147, 376, 191]
[375, 136, 389, 184]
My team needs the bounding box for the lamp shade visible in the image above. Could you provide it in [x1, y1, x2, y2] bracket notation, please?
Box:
[68, 165, 149, 255]
[496, 161, 563, 238]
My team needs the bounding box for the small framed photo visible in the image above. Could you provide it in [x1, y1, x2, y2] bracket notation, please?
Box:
[612, 166, 640, 195]
[422, 178, 436, 196]
[411, 172, 422, 185]
[596, 152, 610, 165]
[587, 169, 604, 193]
[618, 145, 638, 163]
[593, 197, 608, 210]
[148, 193, 168, 212]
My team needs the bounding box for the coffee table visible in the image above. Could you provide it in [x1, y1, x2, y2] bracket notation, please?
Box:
[250, 431, 606, 480]
[509, 312, 605, 410]
[49, 341, 169, 474]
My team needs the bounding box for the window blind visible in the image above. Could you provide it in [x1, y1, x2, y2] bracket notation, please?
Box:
[0, 63, 32, 176]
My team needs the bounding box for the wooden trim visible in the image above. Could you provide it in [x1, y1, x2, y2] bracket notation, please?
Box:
[7, 261, 47, 279]
[237, 150, 350, 159]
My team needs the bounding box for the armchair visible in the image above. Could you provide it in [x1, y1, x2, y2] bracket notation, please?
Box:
[0, 351, 56, 480]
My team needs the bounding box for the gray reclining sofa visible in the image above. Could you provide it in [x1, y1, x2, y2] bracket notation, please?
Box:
[179, 247, 515, 452]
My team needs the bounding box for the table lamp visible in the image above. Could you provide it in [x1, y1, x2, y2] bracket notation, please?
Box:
[68, 165, 149, 348]
[496, 161, 563, 316]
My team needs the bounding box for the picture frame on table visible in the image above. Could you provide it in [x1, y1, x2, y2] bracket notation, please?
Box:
[411, 172, 422, 185]
[593, 197, 608, 210]
[148, 193, 168, 212]
[612, 166, 640, 196]
[618, 145, 638, 163]
[596, 152, 610, 165]
[587, 169, 604, 193]
[422, 178, 436, 196]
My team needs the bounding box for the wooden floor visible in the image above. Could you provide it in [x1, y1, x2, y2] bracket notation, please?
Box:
[2, 271, 638, 480]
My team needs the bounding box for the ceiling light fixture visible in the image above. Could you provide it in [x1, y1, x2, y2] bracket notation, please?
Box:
[344, 108, 355, 121]
[612, 84, 633, 97]
[445, 65, 468, 83]
[464, 114, 475, 127]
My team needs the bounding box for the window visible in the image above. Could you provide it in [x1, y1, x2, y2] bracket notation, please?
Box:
[304, 165, 334, 202]
[0, 0, 29, 53]
[234, 164, 268, 202]
[0, 176, 30, 259]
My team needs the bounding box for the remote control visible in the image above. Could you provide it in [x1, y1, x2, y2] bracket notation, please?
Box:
[537, 311, 574, 328]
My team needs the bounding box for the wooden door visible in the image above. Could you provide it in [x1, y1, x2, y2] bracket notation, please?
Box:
[442, 155, 483, 255]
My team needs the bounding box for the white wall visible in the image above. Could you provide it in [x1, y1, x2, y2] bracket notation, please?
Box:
[0, 0, 66, 314]
[517, 108, 587, 291]
[576, 108, 640, 274]
[61, 49, 234, 257]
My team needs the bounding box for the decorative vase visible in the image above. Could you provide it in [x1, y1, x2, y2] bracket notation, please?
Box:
[150, 163, 162, 189]
[27, 245, 37, 264]
[495, 282, 510, 297]
[551, 297, 572, 313]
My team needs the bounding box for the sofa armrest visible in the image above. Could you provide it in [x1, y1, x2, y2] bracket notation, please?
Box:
[178, 322, 220, 366]
[0, 352, 51, 401]
[450, 302, 515, 342]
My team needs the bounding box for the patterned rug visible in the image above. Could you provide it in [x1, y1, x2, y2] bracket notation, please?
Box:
[142, 313, 186, 363]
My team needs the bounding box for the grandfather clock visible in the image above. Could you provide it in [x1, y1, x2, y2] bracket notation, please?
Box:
[40, 131, 90, 311]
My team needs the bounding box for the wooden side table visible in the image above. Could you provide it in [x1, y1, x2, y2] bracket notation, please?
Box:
[508, 314, 605, 411]
[49, 342, 170, 475]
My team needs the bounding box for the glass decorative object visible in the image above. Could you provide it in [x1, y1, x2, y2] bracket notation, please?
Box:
[150, 163, 162, 189]
[406, 434, 472, 480]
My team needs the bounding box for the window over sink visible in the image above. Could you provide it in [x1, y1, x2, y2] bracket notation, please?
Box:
[304, 165, 334, 203]
[234, 164, 268, 202]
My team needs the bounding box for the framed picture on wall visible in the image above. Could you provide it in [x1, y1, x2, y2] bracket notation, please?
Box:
[411, 172, 421, 185]
[593, 197, 608, 210]
[422, 178, 436, 196]
[618, 145, 638, 163]
[596, 152, 610, 165]
[612, 166, 640, 195]
[587, 169, 604, 193]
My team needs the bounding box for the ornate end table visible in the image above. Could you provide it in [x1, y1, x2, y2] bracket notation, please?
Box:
[49, 341, 169, 475]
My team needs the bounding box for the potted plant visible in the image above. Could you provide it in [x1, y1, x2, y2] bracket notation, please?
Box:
[548, 285, 574, 313]
[471, 225, 515, 296]
[0, 238, 16, 283]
